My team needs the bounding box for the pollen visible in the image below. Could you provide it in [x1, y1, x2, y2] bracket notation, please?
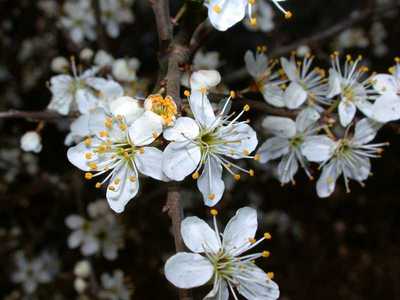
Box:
[254, 154, 260, 161]
[114, 178, 121, 185]
[152, 131, 159, 139]
[108, 186, 116, 191]
[248, 0, 255, 4]
[84, 138, 92, 147]
[264, 232, 272, 240]
[139, 147, 145, 154]
[210, 209, 218, 216]
[395, 57, 400, 63]
[184, 90, 190, 97]
[192, 171, 199, 179]
[212, 4, 221, 13]
[243, 104, 250, 111]
[199, 86, 207, 94]
[146, 94, 177, 126]
[267, 272, 275, 280]
[119, 123, 127, 131]
[104, 117, 113, 128]
[85, 152, 93, 160]
[249, 169, 255, 177]
[284, 11, 293, 19]
[250, 18, 257, 26]
[99, 130, 109, 138]
[208, 193, 216, 200]
[262, 250, 270, 258]
[249, 237, 256, 244]
[95, 182, 102, 188]
[243, 149, 250, 155]
[234, 174, 241, 181]
[84, 172, 93, 180]
[129, 176, 137, 182]
[230, 90, 236, 98]
[88, 162, 97, 170]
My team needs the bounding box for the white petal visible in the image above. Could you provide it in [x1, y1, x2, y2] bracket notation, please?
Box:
[338, 100, 356, 127]
[316, 160, 340, 198]
[134, 147, 169, 181]
[76, 89, 98, 114]
[65, 215, 84, 229]
[164, 252, 214, 289]
[244, 51, 267, 79]
[162, 142, 201, 181]
[372, 74, 398, 94]
[81, 236, 100, 256]
[257, 137, 290, 163]
[190, 70, 221, 90]
[68, 231, 83, 248]
[207, 0, 246, 31]
[352, 118, 382, 144]
[261, 84, 285, 108]
[128, 111, 163, 146]
[295, 108, 320, 132]
[223, 207, 257, 255]
[327, 69, 342, 98]
[189, 91, 216, 127]
[301, 136, 336, 162]
[197, 156, 225, 206]
[204, 279, 229, 300]
[106, 162, 139, 213]
[280, 57, 298, 81]
[262, 116, 296, 138]
[277, 153, 299, 184]
[109, 96, 144, 125]
[163, 117, 200, 142]
[370, 92, 400, 123]
[181, 216, 221, 253]
[284, 82, 308, 109]
[342, 155, 370, 182]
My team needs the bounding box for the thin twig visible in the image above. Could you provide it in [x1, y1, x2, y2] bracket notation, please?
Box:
[0, 109, 65, 121]
[91, 0, 108, 50]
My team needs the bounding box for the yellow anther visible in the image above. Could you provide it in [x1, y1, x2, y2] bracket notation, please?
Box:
[108, 186, 116, 191]
[152, 131, 159, 139]
[230, 90, 236, 98]
[210, 209, 218, 216]
[192, 171, 199, 179]
[184, 90, 190, 97]
[254, 154, 260, 161]
[84, 138, 92, 147]
[248, 0, 255, 4]
[243, 104, 250, 111]
[116, 115, 124, 121]
[243, 149, 250, 156]
[346, 54, 352, 61]
[262, 250, 270, 258]
[84, 172, 93, 180]
[284, 11, 293, 19]
[208, 193, 216, 200]
[249, 169, 255, 177]
[104, 117, 113, 128]
[264, 232, 272, 240]
[234, 174, 241, 181]
[129, 176, 137, 182]
[119, 123, 127, 131]
[199, 87, 208, 94]
[212, 4, 222, 13]
[85, 152, 93, 160]
[250, 17, 257, 26]
[114, 178, 121, 185]
[139, 147, 145, 154]
[395, 57, 400, 63]
[95, 182, 102, 188]
[249, 237, 256, 244]
[99, 130, 108, 138]
[267, 272, 275, 280]
[88, 162, 97, 170]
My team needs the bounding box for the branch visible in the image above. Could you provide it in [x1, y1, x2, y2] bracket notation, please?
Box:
[163, 185, 192, 300]
[225, 3, 400, 83]
[0, 109, 66, 121]
[91, 0, 108, 50]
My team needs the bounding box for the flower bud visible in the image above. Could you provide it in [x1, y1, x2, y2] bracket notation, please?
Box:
[74, 278, 87, 293]
[51, 56, 69, 73]
[74, 260, 91, 278]
[94, 50, 114, 67]
[20, 131, 42, 153]
[80, 48, 94, 61]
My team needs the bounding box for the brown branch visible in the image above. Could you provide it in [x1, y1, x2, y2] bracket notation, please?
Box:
[225, 3, 400, 83]
[163, 185, 192, 300]
[0, 109, 66, 121]
[91, 0, 108, 50]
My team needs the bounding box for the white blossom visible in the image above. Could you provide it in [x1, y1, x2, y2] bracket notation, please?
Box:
[51, 56, 69, 73]
[100, 0, 134, 38]
[95, 50, 115, 67]
[244, 0, 275, 32]
[302, 118, 386, 197]
[112, 58, 140, 82]
[74, 260, 91, 278]
[164, 207, 279, 300]
[20, 131, 42, 153]
[99, 270, 132, 300]
[163, 70, 257, 206]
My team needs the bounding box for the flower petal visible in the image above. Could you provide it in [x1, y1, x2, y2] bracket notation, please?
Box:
[261, 84, 285, 108]
[164, 252, 214, 289]
[301, 135, 336, 162]
[197, 156, 225, 207]
[204, 279, 229, 300]
[373, 74, 398, 94]
[257, 137, 290, 163]
[262, 116, 296, 138]
[207, 0, 246, 31]
[277, 153, 299, 184]
[163, 117, 200, 142]
[188, 91, 216, 128]
[352, 118, 382, 144]
[162, 142, 201, 181]
[295, 108, 320, 133]
[316, 160, 340, 198]
[134, 147, 169, 181]
[280, 57, 298, 81]
[223, 207, 257, 255]
[106, 161, 139, 213]
[181, 216, 220, 253]
[128, 111, 163, 146]
[284, 82, 308, 109]
[190, 70, 221, 90]
[338, 100, 357, 127]
[327, 69, 342, 98]
[370, 92, 400, 123]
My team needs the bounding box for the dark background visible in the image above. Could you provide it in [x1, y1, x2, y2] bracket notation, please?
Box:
[1, 0, 400, 299]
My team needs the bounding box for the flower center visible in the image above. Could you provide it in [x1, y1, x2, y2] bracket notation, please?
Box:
[146, 94, 177, 125]
[208, 250, 234, 279]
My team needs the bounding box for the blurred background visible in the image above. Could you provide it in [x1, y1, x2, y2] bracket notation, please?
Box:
[1, 0, 400, 299]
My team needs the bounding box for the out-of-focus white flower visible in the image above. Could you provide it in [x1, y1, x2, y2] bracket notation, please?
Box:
[205, 0, 290, 31]
[51, 56, 69, 73]
[296, 45, 311, 57]
[302, 118, 386, 197]
[60, 0, 96, 44]
[257, 110, 326, 184]
[67, 104, 168, 213]
[163, 70, 257, 206]
[370, 22, 388, 57]
[112, 58, 140, 82]
[336, 28, 369, 50]
[20, 131, 42, 153]
[66, 200, 125, 259]
[164, 207, 279, 300]
[327, 54, 376, 126]
[12, 251, 59, 294]
[370, 59, 400, 122]
[80, 48, 94, 61]
[74, 278, 88, 294]
[182, 50, 220, 87]
[99, 270, 132, 300]
[244, 0, 275, 32]
[94, 50, 115, 67]
[74, 260, 91, 278]
[100, 0, 134, 38]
